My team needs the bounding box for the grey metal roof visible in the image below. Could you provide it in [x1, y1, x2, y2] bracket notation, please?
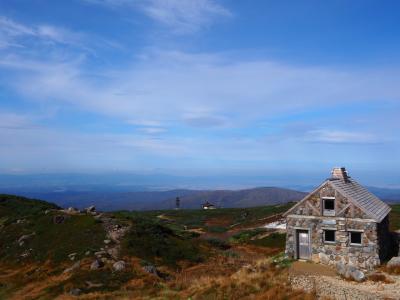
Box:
[329, 178, 391, 222]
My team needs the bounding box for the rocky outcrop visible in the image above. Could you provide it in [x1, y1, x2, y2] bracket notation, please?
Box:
[335, 262, 365, 282]
[112, 261, 125, 271]
[387, 256, 400, 268]
[90, 259, 104, 270]
[63, 261, 81, 273]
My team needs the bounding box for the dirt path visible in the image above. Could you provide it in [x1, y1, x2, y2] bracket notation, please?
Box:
[290, 261, 400, 299]
[290, 261, 336, 277]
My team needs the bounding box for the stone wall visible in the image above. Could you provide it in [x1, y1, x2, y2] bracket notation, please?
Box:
[285, 215, 380, 270]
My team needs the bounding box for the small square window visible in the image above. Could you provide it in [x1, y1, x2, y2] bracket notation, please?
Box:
[324, 230, 335, 243]
[324, 199, 334, 210]
[350, 232, 362, 245]
[323, 198, 335, 216]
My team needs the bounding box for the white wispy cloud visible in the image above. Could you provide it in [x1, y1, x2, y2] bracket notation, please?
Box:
[0, 112, 35, 130]
[83, 0, 232, 34]
[2, 49, 399, 132]
[304, 129, 380, 144]
[139, 0, 232, 34]
[0, 16, 83, 49]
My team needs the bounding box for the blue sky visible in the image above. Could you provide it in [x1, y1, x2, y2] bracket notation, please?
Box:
[0, 0, 399, 185]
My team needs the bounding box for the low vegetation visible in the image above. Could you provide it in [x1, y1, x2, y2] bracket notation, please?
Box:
[121, 216, 203, 267]
[15, 195, 400, 299]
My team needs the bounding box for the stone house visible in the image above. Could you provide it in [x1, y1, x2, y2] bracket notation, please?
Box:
[202, 201, 216, 210]
[283, 167, 392, 270]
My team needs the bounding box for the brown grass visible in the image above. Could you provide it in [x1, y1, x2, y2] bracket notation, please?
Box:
[0, 246, 313, 300]
[367, 272, 394, 283]
[383, 265, 400, 275]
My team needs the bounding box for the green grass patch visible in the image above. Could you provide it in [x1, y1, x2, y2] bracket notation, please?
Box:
[229, 228, 268, 244]
[0, 195, 106, 264]
[121, 217, 202, 267]
[205, 226, 228, 233]
[205, 238, 231, 250]
[389, 204, 400, 231]
[249, 233, 286, 249]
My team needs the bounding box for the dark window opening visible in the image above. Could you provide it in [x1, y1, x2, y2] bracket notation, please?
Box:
[324, 199, 334, 210]
[324, 230, 335, 243]
[350, 232, 362, 245]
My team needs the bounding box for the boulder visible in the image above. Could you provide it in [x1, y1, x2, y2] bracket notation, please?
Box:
[53, 215, 67, 224]
[69, 288, 81, 296]
[90, 259, 104, 270]
[104, 239, 111, 245]
[63, 261, 81, 273]
[387, 256, 400, 268]
[349, 268, 365, 282]
[142, 264, 158, 276]
[67, 207, 79, 214]
[319, 253, 330, 265]
[113, 260, 125, 272]
[18, 233, 35, 246]
[335, 262, 365, 282]
[335, 262, 346, 276]
[85, 281, 104, 288]
[85, 206, 96, 213]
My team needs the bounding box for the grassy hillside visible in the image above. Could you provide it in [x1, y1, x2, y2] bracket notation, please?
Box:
[0, 194, 106, 265]
[1, 194, 400, 299]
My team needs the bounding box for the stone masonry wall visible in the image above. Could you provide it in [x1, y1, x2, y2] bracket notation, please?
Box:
[285, 216, 380, 270]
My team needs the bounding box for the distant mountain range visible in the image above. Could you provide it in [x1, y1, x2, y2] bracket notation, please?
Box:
[8, 187, 307, 211]
[1, 172, 399, 211]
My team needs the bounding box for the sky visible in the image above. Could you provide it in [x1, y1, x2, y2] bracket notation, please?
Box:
[0, 0, 399, 186]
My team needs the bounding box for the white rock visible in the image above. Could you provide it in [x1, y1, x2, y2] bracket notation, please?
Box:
[113, 260, 125, 271]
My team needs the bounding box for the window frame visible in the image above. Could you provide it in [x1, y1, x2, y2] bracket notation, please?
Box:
[322, 197, 335, 216]
[323, 229, 336, 244]
[349, 231, 363, 246]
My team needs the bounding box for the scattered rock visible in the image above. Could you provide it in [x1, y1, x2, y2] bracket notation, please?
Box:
[90, 259, 104, 270]
[104, 239, 111, 245]
[85, 281, 104, 288]
[53, 215, 68, 224]
[20, 248, 33, 258]
[18, 233, 35, 246]
[387, 256, 400, 268]
[107, 247, 119, 258]
[69, 288, 82, 296]
[142, 264, 158, 276]
[350, 268, 365, 282]
[63, 261, 81, 273]
[335, 262, 364, 282]
[16, 219, 25, 224]
[94, 250, 106, 257]
[85, 205, 96, 214]
[113, 260, 125, 271]
[67, 207, 80, 214]
[319, 253, 330, 265]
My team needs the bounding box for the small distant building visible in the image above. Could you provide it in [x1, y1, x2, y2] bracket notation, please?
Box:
[283, 167, 392, 270]
[202, 201, 216, 210]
